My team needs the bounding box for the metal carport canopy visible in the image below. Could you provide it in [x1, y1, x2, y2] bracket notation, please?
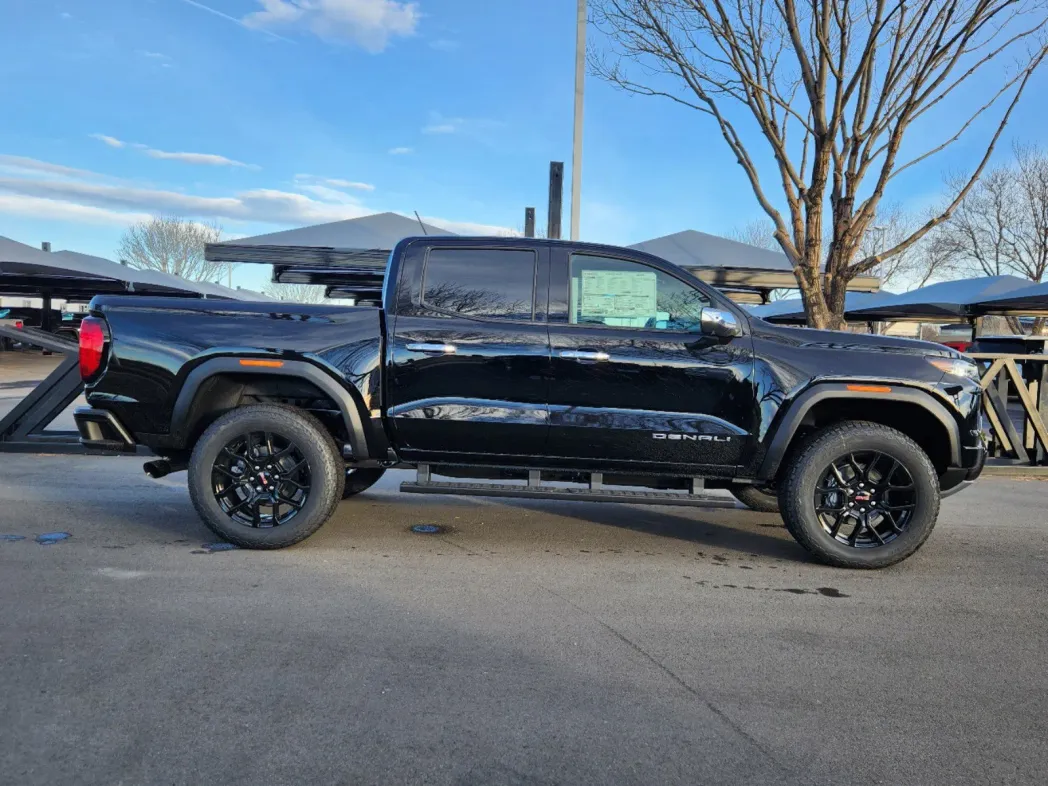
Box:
[0, 236, 221, 298]
[748, 292, 884, 323]
[971, 279, 1048, 316]
[842, 275, 1032, 321]
[628, 229, 881, 294]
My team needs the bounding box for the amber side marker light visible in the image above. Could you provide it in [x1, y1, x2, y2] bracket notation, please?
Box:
[239, 359, 284, 368]
[846, 384, 892, 393]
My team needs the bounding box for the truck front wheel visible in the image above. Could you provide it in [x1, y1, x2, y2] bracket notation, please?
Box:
[342, 468, 386, 499]
[187, 404, 345, 549]
[778, 421, 940, 569]
[729, 485, 779, 513]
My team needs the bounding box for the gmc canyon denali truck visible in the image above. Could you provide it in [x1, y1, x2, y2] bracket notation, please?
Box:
[74, 236, 986, 568]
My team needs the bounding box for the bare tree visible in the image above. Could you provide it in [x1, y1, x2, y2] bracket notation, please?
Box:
[261, 282, 327, 304]
[732, 207, 942, 301]
[933, 145, 1048, 279]
[729, 219, 778, 249]
[593, 0, 1048, 328]
[117, 216, 228, 282]
[930, 143, 1048, 332]
[861, 205, 948, 290]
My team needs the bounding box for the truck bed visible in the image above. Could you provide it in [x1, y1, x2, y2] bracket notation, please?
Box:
[86, 296, 383, 439]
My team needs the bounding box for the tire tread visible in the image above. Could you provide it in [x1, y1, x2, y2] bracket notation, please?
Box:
[779, 420, 940, 569]
[187, 404, 345, 549]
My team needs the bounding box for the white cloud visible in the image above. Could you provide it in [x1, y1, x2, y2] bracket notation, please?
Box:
[423, 120, 460, 134]
[420, 112, 500, 137]
[0, 195, 150, 227]
[295, 174, 374, 191]
[137, 50, 171, 60]
[178, 0, 294, 42]
[0, 155, 105, 181]
[0, 174, 367, 226]
[86, 138, 256, 168]
[0, 153, 516, 237]
[424, 216, 520, 236]
[91, 134, 126, 149]
[144, 149, 258, 169]
[242, 0, 419, 53]
[388, 146, 413, 155]
[294, 184, 365, 205]
[60, 12, 72, 19]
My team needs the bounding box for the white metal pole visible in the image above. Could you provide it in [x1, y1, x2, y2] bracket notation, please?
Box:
[570, 0, 586, 241]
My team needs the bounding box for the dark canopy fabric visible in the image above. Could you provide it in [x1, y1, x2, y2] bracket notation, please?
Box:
[749, 292, 883, 323]
[1, 236, 121, 294]
[843, 275, 1031, 320]
[50, 250, 211, 296]
[1, 235, 215, 298]
[971, 279, 1048, 315]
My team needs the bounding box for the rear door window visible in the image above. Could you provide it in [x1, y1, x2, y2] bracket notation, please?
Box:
[422, 248, 537, 321]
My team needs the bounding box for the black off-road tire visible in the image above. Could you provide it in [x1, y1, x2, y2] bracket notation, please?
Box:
[342, 468, 386, 499]
[187, 404, 345, 549]
[779, 421, 940, 569]
[729, 485, 780, 513]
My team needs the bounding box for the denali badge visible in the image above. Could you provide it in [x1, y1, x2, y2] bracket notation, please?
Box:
[652, 433, 732, 442]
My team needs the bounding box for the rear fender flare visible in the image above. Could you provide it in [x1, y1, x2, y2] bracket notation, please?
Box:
[171, 357, 369, 457]
[756, 382, 961, 482]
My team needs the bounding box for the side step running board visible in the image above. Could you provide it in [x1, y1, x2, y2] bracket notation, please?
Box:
[400, 466, 740, 509]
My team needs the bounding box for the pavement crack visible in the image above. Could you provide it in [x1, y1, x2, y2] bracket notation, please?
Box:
[537, 583, 799, 780]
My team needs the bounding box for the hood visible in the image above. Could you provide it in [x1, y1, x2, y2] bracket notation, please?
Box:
[758, 321, 958, 358]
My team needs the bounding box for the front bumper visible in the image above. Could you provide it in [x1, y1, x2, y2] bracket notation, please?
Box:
[74, 407, 137, 453]
[939, 443, 986, 497]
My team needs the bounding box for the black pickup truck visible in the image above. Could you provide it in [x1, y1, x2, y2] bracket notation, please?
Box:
[75, 236, 985, 568]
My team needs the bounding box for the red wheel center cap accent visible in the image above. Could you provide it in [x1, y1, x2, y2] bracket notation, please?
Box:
[854, 492, 871, 502]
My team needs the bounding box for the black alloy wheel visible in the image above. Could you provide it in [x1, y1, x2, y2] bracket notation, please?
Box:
[814, 451, 917, 548]
[779, 421, 940, 569]
[212, 431, 311, 528]
[188, 404, 344, 549]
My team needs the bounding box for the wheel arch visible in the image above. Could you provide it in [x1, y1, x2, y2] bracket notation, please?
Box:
[171, 358, 370, 458]
[757, 383, 961, 483]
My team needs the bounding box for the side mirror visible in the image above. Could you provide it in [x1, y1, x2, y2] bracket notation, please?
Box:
[700, 308, 741, 338]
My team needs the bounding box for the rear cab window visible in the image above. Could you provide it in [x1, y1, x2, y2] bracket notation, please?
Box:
[422, 248, 537, 321]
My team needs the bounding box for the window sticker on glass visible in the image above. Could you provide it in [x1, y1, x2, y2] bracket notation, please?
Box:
[579, 270, 657, 320]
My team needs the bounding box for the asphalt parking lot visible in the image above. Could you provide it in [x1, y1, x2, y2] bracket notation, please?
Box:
[2, 352, 1047, 785]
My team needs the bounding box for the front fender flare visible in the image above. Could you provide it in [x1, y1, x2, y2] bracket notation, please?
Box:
[756, 382, 961, 482]
[170, 357, 369, 457]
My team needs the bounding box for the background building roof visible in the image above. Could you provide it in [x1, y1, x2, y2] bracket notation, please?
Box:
[221, 212, 453, 249]
[628, 229, 793, 271]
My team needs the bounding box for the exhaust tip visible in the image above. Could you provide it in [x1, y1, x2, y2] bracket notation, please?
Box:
[143, 460, 171, 479]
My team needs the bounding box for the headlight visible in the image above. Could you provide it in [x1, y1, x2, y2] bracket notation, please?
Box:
[928, 356, 981, 381]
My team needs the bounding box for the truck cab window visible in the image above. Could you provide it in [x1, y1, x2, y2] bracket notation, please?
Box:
[569, 254, 710, 331]
[422, 248, 536, 321]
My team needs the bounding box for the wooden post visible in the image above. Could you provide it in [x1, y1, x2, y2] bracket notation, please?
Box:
[547, 162, 564, 240]
[524, 207, 536, 238]
[1039, 362, 1048, 464]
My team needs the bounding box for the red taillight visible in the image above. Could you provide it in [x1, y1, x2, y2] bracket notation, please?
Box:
[14, 320, 22, 329]
[79, 316, 108, 380]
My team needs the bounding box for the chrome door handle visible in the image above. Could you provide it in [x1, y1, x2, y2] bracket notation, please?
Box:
[406, 342, 457, 354]
[559, 350, 609, 361]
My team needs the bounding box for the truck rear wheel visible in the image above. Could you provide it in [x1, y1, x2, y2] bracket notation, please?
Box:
[778, 421, 940, 569]
[729, 485, 779, 512]
[342, 468, 386, 499]
[187, 404, 345, 549]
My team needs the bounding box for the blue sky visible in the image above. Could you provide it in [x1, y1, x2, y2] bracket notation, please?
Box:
[1, 0, 1046, 291]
